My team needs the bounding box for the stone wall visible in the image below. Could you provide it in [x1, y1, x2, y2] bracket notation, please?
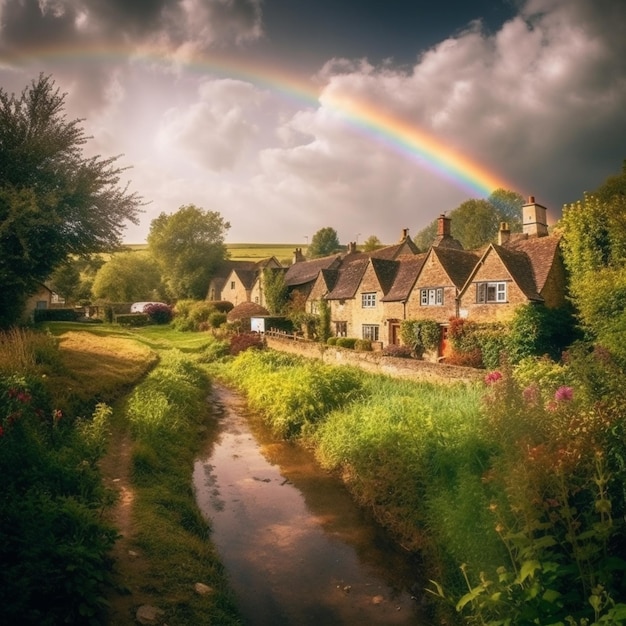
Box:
[265, 335, 482, 385]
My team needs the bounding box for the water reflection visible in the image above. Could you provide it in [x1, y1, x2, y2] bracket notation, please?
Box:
[193, 384, 429, 625]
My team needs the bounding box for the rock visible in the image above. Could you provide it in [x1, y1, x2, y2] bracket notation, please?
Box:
[194, 582, 214, 596]
[371, 595, 385, 605]
[136, 604, 164, 624]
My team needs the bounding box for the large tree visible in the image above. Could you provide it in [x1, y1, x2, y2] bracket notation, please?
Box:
[0, 75, 142, 326]
[307, 227, 341, 258]
[559, 161, 626, 353]
[91, 252, 163, 303]
[147, 204, 230, 300]
[412, 188, 524, 251]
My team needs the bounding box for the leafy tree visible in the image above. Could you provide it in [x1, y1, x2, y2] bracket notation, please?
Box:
[316, 297, 331, 342]
[412, 188, 524, 251]
[263, 268, 288, 315]
[91, 252, 162, 302]
[362, 235, 383, 252]
[307, 227, 340, 258]
[49, 261, 81, 303]
[147, 205, 230, 300]
[559, 162, 626, 354]
[0, 75, 142, 327]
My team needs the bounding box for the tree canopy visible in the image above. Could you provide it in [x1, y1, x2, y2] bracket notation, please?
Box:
[91, 252, 163, 303]
[0, 75, 142, 326]
[307, 227, 341, 258]
[147, 204, 230, 300]
[362, 235, 383, 252]
[412, 188, 524, 251]
[559, 161, 626, 354]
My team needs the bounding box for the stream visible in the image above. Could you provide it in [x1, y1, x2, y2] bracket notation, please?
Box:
[193, 384, 432, 625]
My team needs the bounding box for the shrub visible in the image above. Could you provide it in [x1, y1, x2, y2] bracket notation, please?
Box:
[326, 337, 338, 346]
[33, 307, 81, 323]
[336, 337, 358, 349]
[115, 313, 149, 326]
[208, 311, 227, 328]
[354, 339, 373, 351]
[229, 332, 264, 356]
[205, 300, 234, 314]
[143, 302, 173, 324]
[400, 319, 441, 354]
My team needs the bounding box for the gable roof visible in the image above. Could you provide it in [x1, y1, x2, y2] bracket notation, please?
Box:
[382, 253, 428, 302]
[461, 243, 543, 301]
[284, 253, 342, 287]
[505, 235, 562, 293]
[431, 247, 480, 288]
[325, 255, 370, 300]
[370, 257, 400, 295]
[231, 268, 258, 290]
[369, 236, 419, 260]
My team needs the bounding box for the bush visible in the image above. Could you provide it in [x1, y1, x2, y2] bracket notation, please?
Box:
[229, 332, 264, 356]
[208, 311, 227, 328]
[336, 337, 358, 349]
[354, 339, 373, 351]
[400, 319, 441, 353]
[33, 308, 81, 323]
[143, 302, 173, 324]
[115, 313, 149, 327]
[205, 300, 234, 314]
[326, 337, 338, 346]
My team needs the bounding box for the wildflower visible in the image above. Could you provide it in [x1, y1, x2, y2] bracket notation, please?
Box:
[554, 386, 574, 402]
[52, 409, 63, 425]
[522, 384, 540, 406]
[484, 370, 503, 385]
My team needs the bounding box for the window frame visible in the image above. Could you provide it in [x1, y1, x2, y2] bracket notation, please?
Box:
[362, 324, 380, 341]
[476, 281, 508, 303]
[361, 292, 377, 308]
[420, 287, 444, 306]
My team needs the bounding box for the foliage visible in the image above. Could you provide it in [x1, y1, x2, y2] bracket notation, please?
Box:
[362, 235, 383, 251]
[285, 290, 317, 338]
[0, 75, 142, 327]
[205, 300, 235, 314]
[219, 349, 363, 438]
[208, 311, 227, 328]
[354, 339, 373, 351]
[506, 304, 577, 363]
[326, 337, 338, 346]
[307, 226, 341, 258]
[400, 319, 440, 355]
[0, 368, 117, 624]
[143, 302, 173, 325]
[0, 327, 61, 376]
[316, 298, 332, 343]
[147, 204, 230, 300]
[263, 268, 288, 315]
[229, 332, 264, 356]
[33, 308, 81, 323]
[115, 313, 149, 327]
[91, 251, 162, 303]
[559, 163, 626, 351]
[172, 300, 218, 332]
[49, 260, 81, 303]
[412, 188, 524, 250]
[336, 337, 358, 349]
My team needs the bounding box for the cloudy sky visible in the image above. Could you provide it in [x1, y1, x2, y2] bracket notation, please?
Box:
[1, 0, 625, 245]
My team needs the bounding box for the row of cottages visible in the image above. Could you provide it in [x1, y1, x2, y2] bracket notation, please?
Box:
[285, 197, 566, 353]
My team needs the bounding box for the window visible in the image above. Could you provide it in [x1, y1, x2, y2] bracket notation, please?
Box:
[230, 281, 235, 289]
[420, 288, 444, 306]
[335, 321, 347, 337]
[362, 324, 379, 341]
[477, 281, 507, 303]
[361, 292, 376, 308]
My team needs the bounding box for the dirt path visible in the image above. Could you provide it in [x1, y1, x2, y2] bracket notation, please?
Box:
[100, 413, 150, 625]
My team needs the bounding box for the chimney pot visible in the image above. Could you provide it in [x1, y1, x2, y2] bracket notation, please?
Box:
[437, 214, 451, 237]
[529, 195, 535, 203]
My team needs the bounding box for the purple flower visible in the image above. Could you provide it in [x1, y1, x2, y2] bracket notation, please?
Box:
[554, 386, 574, 402]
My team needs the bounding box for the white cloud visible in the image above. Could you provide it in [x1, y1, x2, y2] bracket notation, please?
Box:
[155, 78, 266, 171]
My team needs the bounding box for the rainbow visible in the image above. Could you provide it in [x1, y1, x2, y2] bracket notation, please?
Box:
[2, 43, 514, 197]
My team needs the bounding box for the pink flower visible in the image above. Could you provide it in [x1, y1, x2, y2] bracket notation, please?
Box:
[554, 386, 574, 402]
[484, 371, 503, 385]
[522, 384, 540, 406]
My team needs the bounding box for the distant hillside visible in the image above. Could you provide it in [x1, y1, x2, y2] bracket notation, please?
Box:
[123, 243, 301, 263]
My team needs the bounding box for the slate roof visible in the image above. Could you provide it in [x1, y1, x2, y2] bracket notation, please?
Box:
[325, 256, 371, 300]
[232, 268, 258, 290]
[369, 236, 419, 260]
[226, 301, 270, 322]
[432, 247, 481, 288]
[284, 254, 342, 287]
[493, 244, 543, 300]
[382, 253, 428, 302]
[505, 235, 561, 293]
[370, 258, 401, 295]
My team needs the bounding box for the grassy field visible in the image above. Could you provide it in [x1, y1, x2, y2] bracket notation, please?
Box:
[124, 242, 303, 263]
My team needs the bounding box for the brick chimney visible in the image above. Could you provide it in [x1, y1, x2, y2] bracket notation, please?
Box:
[292, 247, 306, 264]
[347, 241, 357, 254]
[437, 214, 451, 237]
[401, 228, 410, 240]
[522, 196, 549, 238]
[498, 222, 511, 245]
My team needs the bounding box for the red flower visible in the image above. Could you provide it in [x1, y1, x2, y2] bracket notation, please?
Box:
[484, 370, 503, 385]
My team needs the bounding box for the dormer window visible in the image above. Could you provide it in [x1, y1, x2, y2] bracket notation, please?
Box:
[477, 281, 507, 303]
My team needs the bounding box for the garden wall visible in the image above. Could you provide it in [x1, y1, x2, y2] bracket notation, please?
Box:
[265, 335, 482, 385]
